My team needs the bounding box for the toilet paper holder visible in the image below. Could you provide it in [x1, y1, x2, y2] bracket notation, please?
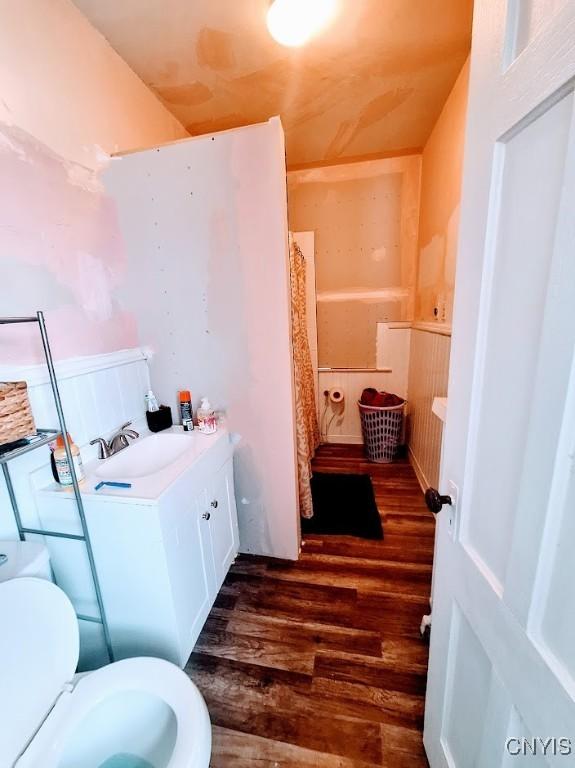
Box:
[324, 387, 344, 404]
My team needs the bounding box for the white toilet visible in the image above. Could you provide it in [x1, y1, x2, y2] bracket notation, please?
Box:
[0, 540, 52, 581]
[0, 578, 212, 768]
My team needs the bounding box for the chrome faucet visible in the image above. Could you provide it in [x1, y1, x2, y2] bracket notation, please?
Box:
[90, 422, 139, 459]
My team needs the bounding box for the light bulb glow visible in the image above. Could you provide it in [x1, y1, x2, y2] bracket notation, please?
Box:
[266, 0, 338, 47]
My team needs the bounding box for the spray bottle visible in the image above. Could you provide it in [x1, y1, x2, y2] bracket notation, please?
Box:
[179, 390, 194, 431]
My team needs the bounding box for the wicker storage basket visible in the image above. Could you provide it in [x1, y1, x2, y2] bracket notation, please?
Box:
[0, 382, 36, 446]
[358, 400, 406, 463]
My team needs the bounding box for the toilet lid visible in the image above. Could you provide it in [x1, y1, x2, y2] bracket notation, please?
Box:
[0, 578, 79, 765]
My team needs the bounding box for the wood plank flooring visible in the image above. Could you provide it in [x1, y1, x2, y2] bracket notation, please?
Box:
[186, 443, 434, 767]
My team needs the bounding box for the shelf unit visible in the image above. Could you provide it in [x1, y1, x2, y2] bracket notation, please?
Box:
[0, 311, 113, 661]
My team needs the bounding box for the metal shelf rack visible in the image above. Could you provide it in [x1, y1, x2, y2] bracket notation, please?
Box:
[0, 311, 113, 662]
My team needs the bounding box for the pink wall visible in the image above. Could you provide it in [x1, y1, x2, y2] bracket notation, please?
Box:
[0, 0, 187, 363]
[0, 126, 138, 362]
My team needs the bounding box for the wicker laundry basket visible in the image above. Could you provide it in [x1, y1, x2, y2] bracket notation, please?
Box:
[358, 400, 406, 463]
[0, 382, 35, 447]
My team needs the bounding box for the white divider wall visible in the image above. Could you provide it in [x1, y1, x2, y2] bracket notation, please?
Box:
[105, 118, 300, 560]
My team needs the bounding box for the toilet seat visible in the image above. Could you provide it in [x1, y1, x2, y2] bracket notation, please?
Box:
[0, 578, 211, 768]
[16, 656, 211, 768]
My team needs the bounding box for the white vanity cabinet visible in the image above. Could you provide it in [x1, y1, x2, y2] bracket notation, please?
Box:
[36, 429, 239, 669]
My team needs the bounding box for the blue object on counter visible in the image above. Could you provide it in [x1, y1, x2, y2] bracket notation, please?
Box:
[94, 481, 132, 491]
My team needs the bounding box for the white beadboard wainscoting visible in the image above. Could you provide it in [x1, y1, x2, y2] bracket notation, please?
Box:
[406, 326, 451, 490]
[318, 323, 411, 444]
[319, 367, 409, 444]
[0, 348, 150, 667]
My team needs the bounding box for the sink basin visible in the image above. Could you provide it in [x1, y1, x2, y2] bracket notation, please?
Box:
[39, 425, 230, 503]
[94, 433, 194, 480]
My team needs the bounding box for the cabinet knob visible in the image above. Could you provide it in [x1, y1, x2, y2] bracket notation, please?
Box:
[202, 512, 211, 520]
[425, 488, 452, 515]
[211, 500, 218, 509]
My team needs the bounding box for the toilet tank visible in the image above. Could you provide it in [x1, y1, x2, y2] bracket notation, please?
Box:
[0, 541, 52, 581]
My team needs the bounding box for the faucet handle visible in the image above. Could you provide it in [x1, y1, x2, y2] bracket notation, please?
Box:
[121, 421, 139, 439]
[118, 421, 139, 439]
[90, 437, 111, 460]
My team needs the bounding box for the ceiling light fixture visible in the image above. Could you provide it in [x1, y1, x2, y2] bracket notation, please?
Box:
[266, 0, 338, 47]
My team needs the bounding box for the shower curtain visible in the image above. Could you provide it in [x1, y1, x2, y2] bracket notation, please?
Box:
[289, 235, 320, 519]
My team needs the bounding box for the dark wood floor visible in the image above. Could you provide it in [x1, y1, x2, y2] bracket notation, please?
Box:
[186, 443, 435, 767]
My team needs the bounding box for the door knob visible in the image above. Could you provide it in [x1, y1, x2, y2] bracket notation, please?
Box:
[211, 500, 218, 508]
[425, 488, 452, 515]
[202, 512, 211, 520]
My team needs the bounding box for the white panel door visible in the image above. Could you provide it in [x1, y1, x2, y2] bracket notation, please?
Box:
[425, 2, 575, 767]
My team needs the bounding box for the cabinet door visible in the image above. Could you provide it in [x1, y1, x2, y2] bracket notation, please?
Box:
[169, 492, 214, 662]
[206, 458, 239, 591]
[195, 487, 218, 599]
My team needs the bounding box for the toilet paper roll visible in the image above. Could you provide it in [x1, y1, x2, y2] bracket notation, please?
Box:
[328, 387, 345, 404]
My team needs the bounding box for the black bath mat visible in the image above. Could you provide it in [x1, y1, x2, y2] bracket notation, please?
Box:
[302, 472, 383, 540]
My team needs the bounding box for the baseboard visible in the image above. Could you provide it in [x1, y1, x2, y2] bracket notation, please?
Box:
[408, 446, 430, 492]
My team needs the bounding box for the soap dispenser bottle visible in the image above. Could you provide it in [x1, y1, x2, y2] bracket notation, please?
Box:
[54, 433, 85, 485]
[197, 398, 217, 434]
